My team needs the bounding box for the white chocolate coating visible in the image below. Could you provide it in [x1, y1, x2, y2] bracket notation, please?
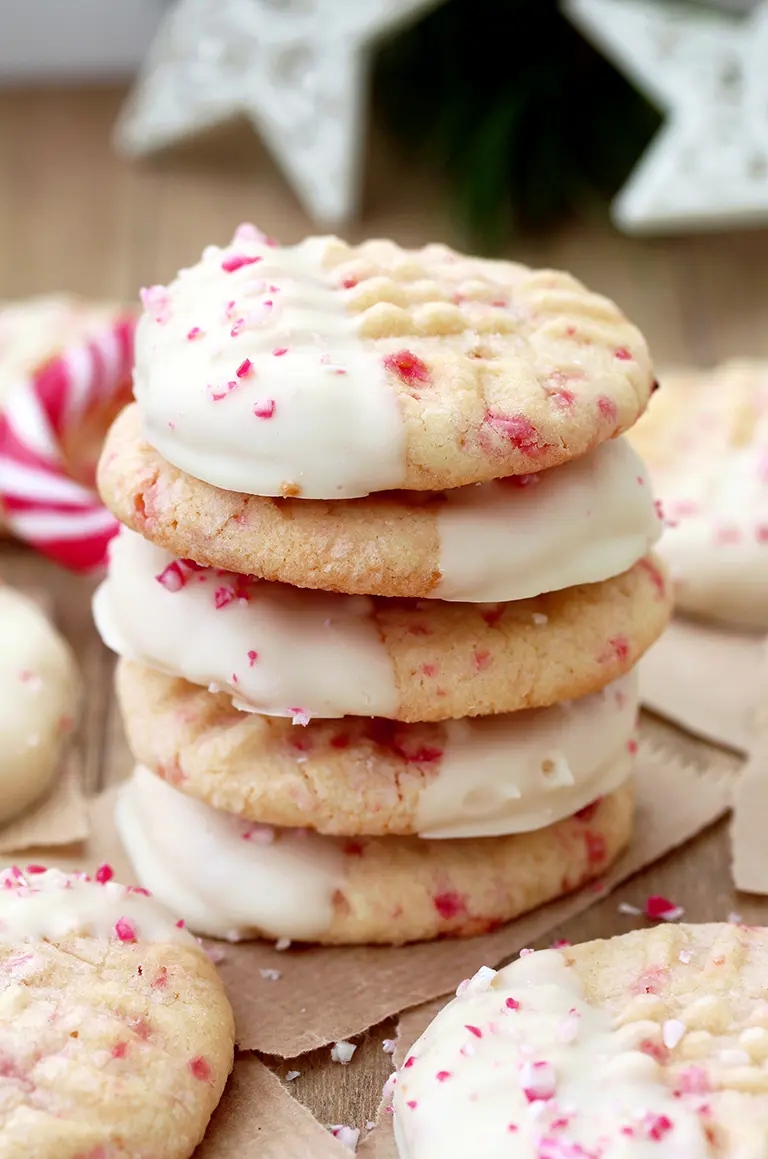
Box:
[435, 437, 660, 602]
[94, 527, 398, 721]
[0, 587, 79, 824]
[116, 766, 346, 941]
[393, 953, 707, 1159]
[418, 673, 637, 838]
[133, 233, 405, 499]
[0, 865, 194, 945]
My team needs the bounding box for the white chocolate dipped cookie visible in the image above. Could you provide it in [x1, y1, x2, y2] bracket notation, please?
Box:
[116, 765, 633, 945]
[0, 585, 79, 824]
[99, 405, 663, 602]
[133, 227, 654, 500]
[630, 360, 768, 629]
[116, 660, 638, 837]
[393, 923, 768, 1159]
[0, 864, 233, 1158]
[96, 526, 668, 722]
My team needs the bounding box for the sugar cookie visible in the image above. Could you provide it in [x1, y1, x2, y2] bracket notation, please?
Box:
[393, 922, 768, 1158]
[0, 864, 233, 1158]
[0, 586, 79, 824]
[116, 765, 632, 945]
[96, 526, 668, 722]
[630, 360, 768, 628]
[100, 405, 664, 602]
[116, 660, 637, 837]
[133, 229, 654, 499]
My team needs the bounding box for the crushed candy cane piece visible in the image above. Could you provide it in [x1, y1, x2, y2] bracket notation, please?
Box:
[382, 1039, 397, 1054]
[679, 949, 692, 964]
[275, 937, 291, 951]
[646, 895, 684, 921]
[728, 911, 743, 924]
[114, 917, 137, 943]
[221, 253, 262, 273]
[520, 1060, 556, 1102]
[329, 1125, 360, 1152]
[286, 1070, 300, 1082]
[331, 1040, 357, 1065]
[259, 968, 281, 981]
[617, 901, 642, 916]
[662, 1019, 685, 1049]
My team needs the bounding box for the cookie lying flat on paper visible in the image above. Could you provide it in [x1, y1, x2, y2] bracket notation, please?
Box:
[96, 526, 669, 722]
[116, 660, 638, 838]
[392, 923, 768, 1158]
[0, 585, 79, 824]
[0, 865, 234, 1158]
[132, 228, 654, 500]
[100, 404, 663, 602]
[630, 360, 768, 629]
[115, 764, 632, 945]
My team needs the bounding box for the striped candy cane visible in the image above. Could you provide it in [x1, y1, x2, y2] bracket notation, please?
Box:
[0, 315, 135, 572]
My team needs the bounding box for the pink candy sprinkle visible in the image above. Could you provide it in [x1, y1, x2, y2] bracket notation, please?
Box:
[189, 1056, 212, 1082]
[253, 399, 276, 419]
[247, 650, 258, 666]
[221, 254, 262, 273]
[646, 895, 684, 921]
[155, 561, 187, 592]
[114, 917, 137, 943]
[208, 379, 240, 402]
[94, 864, 114, 884]
[520, 1060, 556, 1102]
[236, 359, 253, 378]
[187, 327, 203, 340]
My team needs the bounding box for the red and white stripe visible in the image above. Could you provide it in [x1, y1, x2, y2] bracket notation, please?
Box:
[0, 315, 135, 572]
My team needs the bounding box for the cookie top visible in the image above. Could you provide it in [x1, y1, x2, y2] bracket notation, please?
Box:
[133, 227, 654, 499]
[116, 764, 632, 945]
[100, 405, 662, 601]
[630, 360, 768, 628]
[0, 864, 233, 1158]
[0, 586, 79, 824]
[117, 660, 637, 838]
[393, 923, 768, 1158]
[96, 526, 668, 722]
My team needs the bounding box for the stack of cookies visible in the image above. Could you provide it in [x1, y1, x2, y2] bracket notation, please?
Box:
[94, 227, 671, 946]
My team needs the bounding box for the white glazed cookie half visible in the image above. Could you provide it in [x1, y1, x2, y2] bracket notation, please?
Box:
[133, 228, 655, 499]
[115, 765, 633, 945]
[0, 864, 233, 1159]
[0, 585, 79, 824]
[116, 659, 638, 839]
[630, 360, 768, 629]
[100, 404, 663, 603]
[95, 524, 666, 722]
[393, 923, 768, 1158]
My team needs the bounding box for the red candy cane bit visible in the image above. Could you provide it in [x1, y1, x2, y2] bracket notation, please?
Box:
[584, 831, 606, 866]
[140, 285, 171, 324]
[548, 389, 575, 410]
[435, 1070, 452, 1082]
[253, 399, 276, 419]
[521, 1060, 556, 1102]
[646, 895, 684, 921]
[175, 919, 185, 928]
[187, 327, 203, 340]
[597, 395, 618, 422]
[272, 347, 288, 357]
[465, 1025, 483, 1038]
[114, 917, 137, 943]
[627, 738, 638, 754]
[151, 966, 168, 990]
[433, 890, 466, 919]
[214, 585, 237, 609]
[644, 1114, 673, 1141]
[484, 411, 548, 456]
[383, 350, 431, 387]
[614, 347, 633, 360]
[420, 663, 438, 677]
[94, 864, 114, 884]
[230, 318, 245, 337]
[209, 379, 241, 402]
[155, 561, 188, 592]
[473, 648, 491, 672]
[221, 254, 263, 273]
[574, 798, 601, 822]
[505, 997, 521, 1010]
[406, 1100, 418, 1110]
[247, 650, 258, 666]
[111, 1041, 128, 1059]
[189, 1056, 213, 1082]
[638, 556, 666, 600]
[341, 277, 359, 289]
[25, 864, 47, 874]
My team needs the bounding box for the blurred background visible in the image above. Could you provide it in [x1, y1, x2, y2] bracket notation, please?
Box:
[0, 0, 766, 369]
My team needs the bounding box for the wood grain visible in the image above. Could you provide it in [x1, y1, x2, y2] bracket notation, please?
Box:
[2, 85, 768, 1149]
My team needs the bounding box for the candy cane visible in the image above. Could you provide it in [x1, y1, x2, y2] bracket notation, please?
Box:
[0, 315, 135, 572]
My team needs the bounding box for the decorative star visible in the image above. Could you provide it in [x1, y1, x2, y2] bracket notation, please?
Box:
[564, 0, 768, 233]
[114, 0, 445, 225]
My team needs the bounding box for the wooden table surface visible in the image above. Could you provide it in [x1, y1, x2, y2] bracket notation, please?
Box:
[2, 86, 768, 1146]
